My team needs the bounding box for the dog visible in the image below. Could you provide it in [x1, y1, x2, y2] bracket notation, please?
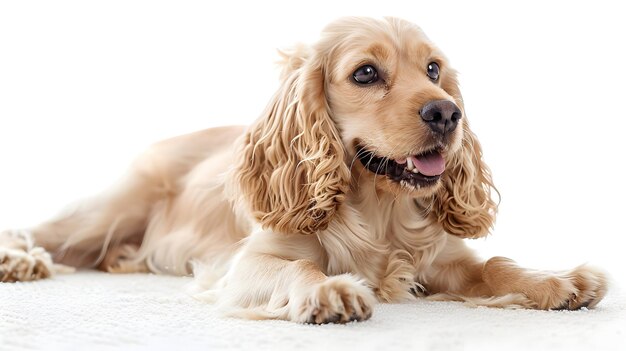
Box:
[0, 17, 608, 323]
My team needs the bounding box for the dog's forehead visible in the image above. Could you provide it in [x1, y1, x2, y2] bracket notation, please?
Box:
[319, 18, 450, 83]
[325, 18, 441, 54]
[329, 31, 446, 78]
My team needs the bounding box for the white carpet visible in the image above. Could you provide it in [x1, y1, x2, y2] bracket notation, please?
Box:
[1, 271, 624, 351]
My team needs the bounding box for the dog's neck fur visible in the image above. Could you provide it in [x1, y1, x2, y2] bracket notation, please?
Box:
[316, 174, 449, 301]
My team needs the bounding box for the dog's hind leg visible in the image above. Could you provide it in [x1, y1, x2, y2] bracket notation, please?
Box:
[1, 126, 245, 282]
[0, 141, 181, 282]
[1, 167, 159, 282]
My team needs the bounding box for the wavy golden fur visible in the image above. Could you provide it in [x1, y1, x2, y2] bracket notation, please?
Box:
[0, 17, 607, 323]
[233, 50, 350, 235]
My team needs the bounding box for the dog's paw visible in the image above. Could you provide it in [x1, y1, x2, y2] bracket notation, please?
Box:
[553, 265, 608, 310]
[290, 274, 376, 324]
[528, 264, 608, 310]
[483, 257, 609, 311]
[0, 229, 72, 282]
[0, 246, 54, 282]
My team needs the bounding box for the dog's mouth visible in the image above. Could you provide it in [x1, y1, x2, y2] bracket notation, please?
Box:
[356, 146, 445, 188]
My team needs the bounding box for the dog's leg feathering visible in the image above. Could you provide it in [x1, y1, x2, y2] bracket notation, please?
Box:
[195, 231, 376, 324]
[423, 238, 608, 310]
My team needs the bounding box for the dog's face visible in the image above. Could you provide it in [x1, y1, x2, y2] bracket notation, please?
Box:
[238, 17, 496, 237]
[324, 19, 465, 197]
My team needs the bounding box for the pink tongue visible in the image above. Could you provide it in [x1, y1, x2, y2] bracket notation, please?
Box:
[410, 151, 445, 176]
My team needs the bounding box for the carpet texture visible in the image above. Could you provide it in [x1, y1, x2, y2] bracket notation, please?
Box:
[1, 271, 624, 351]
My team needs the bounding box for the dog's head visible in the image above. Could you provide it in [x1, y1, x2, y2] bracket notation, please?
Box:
[234, 17, 497, 238]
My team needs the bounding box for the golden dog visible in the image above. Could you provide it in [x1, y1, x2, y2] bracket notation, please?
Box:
[0, 17, 607, 323]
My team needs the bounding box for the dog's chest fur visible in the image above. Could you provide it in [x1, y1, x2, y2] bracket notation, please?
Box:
[317, 186, 449, 301]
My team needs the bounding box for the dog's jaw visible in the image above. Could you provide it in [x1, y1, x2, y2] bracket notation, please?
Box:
[352, 145, 447, 197]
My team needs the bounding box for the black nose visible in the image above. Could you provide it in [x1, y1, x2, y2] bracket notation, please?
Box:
[420, 100, 462, 135]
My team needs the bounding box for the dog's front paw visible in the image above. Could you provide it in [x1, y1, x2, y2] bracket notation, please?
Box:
[0, 246, 54, 282]
[290, 274, 376, 324]
[483, 257, 609, 310]
[553, 265, 608, 310]
[526, 264, 608, 310]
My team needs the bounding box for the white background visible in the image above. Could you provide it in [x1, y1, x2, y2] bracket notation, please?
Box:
[1, 1, 625, 286]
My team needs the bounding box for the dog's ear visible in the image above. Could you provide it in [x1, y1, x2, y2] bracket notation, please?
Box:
[431, 70, 499, 239]
[232, 46, 350, 235]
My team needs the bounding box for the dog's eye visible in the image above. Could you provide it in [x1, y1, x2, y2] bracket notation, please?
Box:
[353, 65, 379, 84]
[427, 62, 440, 81]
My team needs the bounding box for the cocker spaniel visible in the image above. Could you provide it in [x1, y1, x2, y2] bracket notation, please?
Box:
[0, 17, 608, 323]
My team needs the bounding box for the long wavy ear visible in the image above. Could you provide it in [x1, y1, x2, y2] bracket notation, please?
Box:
[232, 46, 350, 235]
[432, 71, 499, 239]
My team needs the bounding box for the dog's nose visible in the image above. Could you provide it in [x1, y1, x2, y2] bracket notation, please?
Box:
[420, 100, 462, 135]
